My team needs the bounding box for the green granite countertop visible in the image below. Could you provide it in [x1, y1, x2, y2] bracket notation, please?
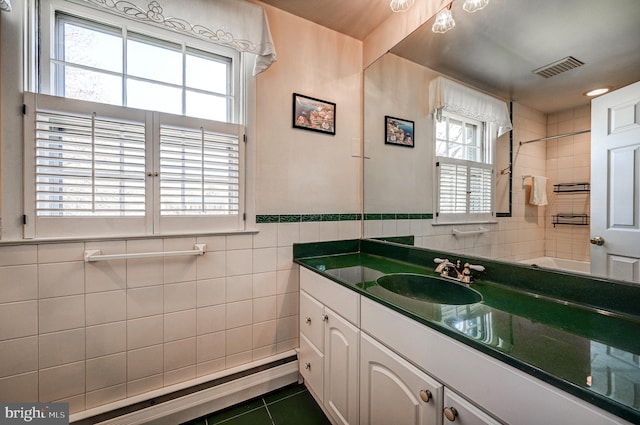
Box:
[293, 239, 640, 424]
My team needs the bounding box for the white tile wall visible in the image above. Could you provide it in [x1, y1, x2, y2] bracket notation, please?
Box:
[0, 265, 37, 303]
[546, 105, 591, 262]
[0, 218, 360, 413]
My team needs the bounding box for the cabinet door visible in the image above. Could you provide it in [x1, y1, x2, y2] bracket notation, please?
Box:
[360, 333, 443, 425]
[443, 388, 501, 425]
[324, 308, 359, 425]
[300, 290, 325, 350]
[300, 334, 324, 401]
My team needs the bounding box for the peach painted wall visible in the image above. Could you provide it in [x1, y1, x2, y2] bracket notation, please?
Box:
[256, 3, 363, 216]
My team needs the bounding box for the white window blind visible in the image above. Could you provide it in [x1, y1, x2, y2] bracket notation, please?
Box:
[438, 163, 468, 214]
[437, 162, 493, 213]
[24, 93, 245, 239]
[469, 166, 492, 213]
[159, 125, 239, 216]
[35, 109, 146, 217]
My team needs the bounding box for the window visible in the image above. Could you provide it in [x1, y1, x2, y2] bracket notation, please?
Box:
[50, 13, 235, 122]
[24, 2, 248, 239]
[24, 94, 244, 238]
[435, 112, 494, 222]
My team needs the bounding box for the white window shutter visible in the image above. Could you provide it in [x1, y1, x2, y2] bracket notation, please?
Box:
[34, 108, 146, 217]
[438, 162, 468, 214]
[159, 124, 240, 216]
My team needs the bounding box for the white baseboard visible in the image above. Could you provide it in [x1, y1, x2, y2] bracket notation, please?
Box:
[73, 356, 298, 425]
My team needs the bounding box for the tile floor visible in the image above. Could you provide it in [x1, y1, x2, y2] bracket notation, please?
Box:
[183, 383, 331, 425]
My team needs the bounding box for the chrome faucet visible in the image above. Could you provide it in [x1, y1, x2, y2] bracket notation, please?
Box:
[434, 258, 485, 284]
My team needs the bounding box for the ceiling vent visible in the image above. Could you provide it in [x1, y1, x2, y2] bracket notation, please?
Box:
[532, 56, 584, 78]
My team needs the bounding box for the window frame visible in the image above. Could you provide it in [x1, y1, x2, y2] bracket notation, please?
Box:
[23, 0, 253, 240]
[434, 111, 496, 224]
[38, 0, 241, 123]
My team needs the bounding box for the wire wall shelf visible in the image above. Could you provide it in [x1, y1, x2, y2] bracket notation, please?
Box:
[553, 182, 590, 193]
[552, 214, 589, 227]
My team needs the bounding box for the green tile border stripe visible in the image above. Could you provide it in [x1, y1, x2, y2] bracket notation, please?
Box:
[256, 214, 363, 224]
[255, 213, 434, 224]
[365, 213, 433, 220]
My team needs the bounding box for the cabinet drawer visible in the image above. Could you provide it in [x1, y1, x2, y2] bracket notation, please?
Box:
[300, 334, 324, 402]
[300, 267, 360, 326]
[300, 290, 325, 350]
[443, 388, 501, 425]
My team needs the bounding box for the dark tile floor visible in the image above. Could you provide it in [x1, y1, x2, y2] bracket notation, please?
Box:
[183, 383, 331, 425]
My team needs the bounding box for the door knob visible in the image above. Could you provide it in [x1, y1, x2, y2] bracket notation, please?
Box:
[590, 236, 605, 246]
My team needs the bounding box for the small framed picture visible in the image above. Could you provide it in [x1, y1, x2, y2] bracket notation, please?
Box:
[292, 93, 336, 135]
[385, 116, 414, 147]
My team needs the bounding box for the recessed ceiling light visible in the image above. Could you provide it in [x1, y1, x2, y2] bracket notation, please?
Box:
[585, 88, 610, 97]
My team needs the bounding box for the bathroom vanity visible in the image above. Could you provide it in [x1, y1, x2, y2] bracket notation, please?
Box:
[294, 239, 640, 425]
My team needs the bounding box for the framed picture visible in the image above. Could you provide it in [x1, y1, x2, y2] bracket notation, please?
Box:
[292, 93, 336, 135]
[385, 116, 414, 147]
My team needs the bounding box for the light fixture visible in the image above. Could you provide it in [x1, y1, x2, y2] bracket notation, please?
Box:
[390, 0, 415, 13]
[431, 0, 491, 34]
[432, 4, 456, 34]
[462, 0, 489, 13]
[585, 87, 610, 97]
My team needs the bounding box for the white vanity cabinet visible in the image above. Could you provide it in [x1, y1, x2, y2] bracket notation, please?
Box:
[299, 268, 360, 425]
[299, 267, 631, 425]
[360, 333, 443, 425]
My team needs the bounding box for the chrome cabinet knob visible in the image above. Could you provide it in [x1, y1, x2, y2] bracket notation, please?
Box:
[322, 314, 329, 322]
[590, 236, 605, 246]
[444, 407, 458, 422]
[305, 317, 312, 324]
[304, 362, 311, 370]
[419, 389, 432, 402]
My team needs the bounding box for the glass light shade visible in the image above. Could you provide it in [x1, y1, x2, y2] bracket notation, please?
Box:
[390, 0, 414, 13]
[432, 9, 456, 33]
[463, 0, 489, 13]
[0, 0, 12, 12]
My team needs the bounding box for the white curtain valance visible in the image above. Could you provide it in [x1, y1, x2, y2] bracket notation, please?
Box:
[429, 76, 512, 137]
[0, 0, 12, 12]
[79, 0, 276, 75]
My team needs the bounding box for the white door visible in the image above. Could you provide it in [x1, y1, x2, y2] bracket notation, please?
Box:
[591, 81, 640, 282]
[323, 308, 359, 425]
[360, 333, 443, 425]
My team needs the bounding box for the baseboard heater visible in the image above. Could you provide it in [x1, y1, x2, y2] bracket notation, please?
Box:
[71, 352, 299, 425]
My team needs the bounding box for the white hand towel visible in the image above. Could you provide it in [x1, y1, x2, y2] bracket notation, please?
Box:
[530, 176, 548, 206]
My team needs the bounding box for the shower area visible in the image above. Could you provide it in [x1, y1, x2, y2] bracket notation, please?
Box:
[512, 102, 592, 272]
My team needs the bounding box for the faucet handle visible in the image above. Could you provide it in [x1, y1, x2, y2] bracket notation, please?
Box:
[434, 258, 449, 273]
[466, 263, 485, 272]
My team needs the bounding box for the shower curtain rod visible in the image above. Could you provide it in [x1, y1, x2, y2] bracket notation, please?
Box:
[520, 129, 590, 145]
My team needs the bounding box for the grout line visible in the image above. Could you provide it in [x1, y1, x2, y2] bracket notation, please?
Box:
[263, 388, 307, 406]
[262, 397, 276, 425]
[211, 405, 266, 425]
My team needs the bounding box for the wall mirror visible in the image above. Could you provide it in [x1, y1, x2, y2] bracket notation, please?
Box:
[363, 0, 640, 283]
